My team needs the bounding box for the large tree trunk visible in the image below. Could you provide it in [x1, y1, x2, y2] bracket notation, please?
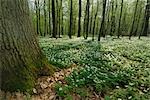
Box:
[0, 0, 54, 92]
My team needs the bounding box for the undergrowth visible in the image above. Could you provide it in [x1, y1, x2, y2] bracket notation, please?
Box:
[39, 37, 150, 99]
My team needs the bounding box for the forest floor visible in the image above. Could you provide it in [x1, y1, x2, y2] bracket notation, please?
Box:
[0, 36, 150, 100]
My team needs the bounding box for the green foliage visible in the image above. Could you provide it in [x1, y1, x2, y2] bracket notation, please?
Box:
[40, 37, 150, 98]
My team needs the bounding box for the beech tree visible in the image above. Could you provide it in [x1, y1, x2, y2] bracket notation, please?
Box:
[129, 0, 139, 40]
[77, 0, 82, 37]
[98, 0, 107, 41]
[0, 0, 54, 92]
[52, 0, 56, 38]
[141, 0, 149, 36]
[69, 0, 73, 39]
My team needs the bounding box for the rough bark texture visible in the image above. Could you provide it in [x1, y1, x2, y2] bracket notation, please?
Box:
[0, 0, 53, 92]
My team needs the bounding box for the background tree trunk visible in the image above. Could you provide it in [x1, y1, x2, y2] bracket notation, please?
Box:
[52, 0, 56, 38]
[35, 0, 39, 35]
[48, 0, 51, 35]
[98, 0, 107, 41]
[77, 0, 82, 37]
[69, 0, 73, 39]
[129, 0, 139, 40]
[142, 0, 149, 36]
[117, 0, 124, 38]
[0, 0, 53, 92]
[85, 0, 90, 39]
[44, 0, 47, 36]
[92, 0, 99, 41]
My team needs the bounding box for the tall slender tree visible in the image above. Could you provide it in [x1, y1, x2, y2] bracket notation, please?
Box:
[52, 0, 56, 38]
[61, 0, 64, 35]
[84, 0, 90, 39]
[35, 0, 39, 35]
[38, 0, 42, 35]
[89, 0, 94, 35]
[44, 0, 47, 36]
[77, 0, 82, 37]
[48, 0, 51, 35]
[92, 0, 99, 41]
[141, 0, 149, 36]
[69, 0, 73, 39]
[129, 0, 139, 40]
[117, 0, 124, 38]
[98, 0, 107, 41]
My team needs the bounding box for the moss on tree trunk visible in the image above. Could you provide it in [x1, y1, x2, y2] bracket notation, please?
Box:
[0, 0, 54, 93]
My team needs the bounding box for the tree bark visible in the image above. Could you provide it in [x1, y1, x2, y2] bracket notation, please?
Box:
[44, 0, 47, 36]
[98, 0, 107, 41]
[69, 0, 73, 39]
[141, 0, 149, 36]
[51, 0, 56, 38]
[92, 0, 99, 41]
[117, 0, 124, 38]
[85, 0, 90, 39]
[61, 0, 64, 35]
[129, 0, 139, 40]
[35, 0, 39, 35]
[77, 0, 82, 37]
[48, 0, 51, 35]
[0, 0, 54, 92]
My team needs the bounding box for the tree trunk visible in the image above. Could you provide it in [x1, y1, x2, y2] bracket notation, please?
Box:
[0, 0, 54, 92]
[69, 0, 73, 39]
[133, 6, 142, 36]
[77, 0, 82, 37]
[44, 0, 47, 36]
[92, 0, 99, 41]
[89, 0, 94, 35]
[129, 0, 139, 40]
[51, 0, 56, 38]
[61, 0, 64, 35]
[85, 0, 90, 39]
[117, 0, 123, 38]
[110, 0, 115, 36]
[38, 0, 42, 35]
[48, 0, 51, 35]
[98, 0, 107, 41]
[141, 0, 149, 36]
[35, 0, 39, 35]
